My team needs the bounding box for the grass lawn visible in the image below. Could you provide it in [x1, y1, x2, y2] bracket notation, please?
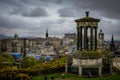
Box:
[32, 73, 120, 80]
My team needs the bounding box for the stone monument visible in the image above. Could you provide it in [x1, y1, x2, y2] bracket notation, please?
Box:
[65, 12, 112, 77]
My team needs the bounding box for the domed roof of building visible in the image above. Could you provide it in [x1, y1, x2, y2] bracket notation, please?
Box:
[14, 33, 19, 39]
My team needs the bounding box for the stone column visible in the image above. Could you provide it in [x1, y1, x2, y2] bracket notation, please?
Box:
[79, 66, 82, 76]
[65, 64, 68, 73]
[95, 27, 97, 50]
[65, 60, 68, 73]
[110, 64, 112, 74]
[98, 67, 102, 76]
[80, 27, 82, 50]
[84, 27, 88, 50]
[90, 27, 93, 50]
[77, 27, 80, 50]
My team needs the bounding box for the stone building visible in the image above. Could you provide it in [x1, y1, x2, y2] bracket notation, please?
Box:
[0, 30, 62, 60]
[46, 37, 62, 49]
[40, 41, 56, 61]
[63, 33, 76, 46]
[0, 33, 36, 57]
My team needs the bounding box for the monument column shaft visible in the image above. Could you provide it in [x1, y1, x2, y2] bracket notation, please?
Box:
[79, 66, 82, 76]
[84, 27, 88, 50]
[77, 27, 80, 50]
[65, 64, 68, 73]
[98, 66, 102, 76]
[80, 27, 82, 50]
[90, 27, 93, 50]
[95, 27, 97, 50]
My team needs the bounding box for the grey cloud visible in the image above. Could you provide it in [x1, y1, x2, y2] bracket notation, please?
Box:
[0, 15, 17, 29]
[38, 0, 63, 4]
[0, 14, 37, 31]
[0, 0, 24, 8]
[75, 0, 120, 19]
[22, 7, 48, 17]
[0, 0, 120, 40]
[9, 7, 26, 15]
[0, 0, 49, 17]
[57, 8, 75, 17]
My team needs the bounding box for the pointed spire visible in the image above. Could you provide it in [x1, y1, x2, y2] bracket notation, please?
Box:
[111, 34, 114, 44]
[100, 29, 102, 33]
[46, 29, 48, 38]
[110, 34, 115, 51]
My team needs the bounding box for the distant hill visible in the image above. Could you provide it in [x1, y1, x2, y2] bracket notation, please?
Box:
[20, 36, 37, 39]
[0, 34, 11, 38]
[0, 34, 38, 39]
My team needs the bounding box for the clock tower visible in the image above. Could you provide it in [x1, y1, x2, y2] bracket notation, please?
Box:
[98, 29, 104, 51]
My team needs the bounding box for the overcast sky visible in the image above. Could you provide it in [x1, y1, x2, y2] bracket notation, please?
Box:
[0, 0, 120, 40]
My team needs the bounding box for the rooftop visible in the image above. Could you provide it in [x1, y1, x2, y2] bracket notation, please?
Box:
[75, 11, 100, 22]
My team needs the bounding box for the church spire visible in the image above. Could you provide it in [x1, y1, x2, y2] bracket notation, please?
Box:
[110, 34, 115, 51]
[100, 29, 102, 33]
[46, 29, 48, 38]
[111, 34, 114, 44]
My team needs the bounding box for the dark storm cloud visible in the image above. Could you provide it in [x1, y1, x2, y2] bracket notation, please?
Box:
[0, 15, 17, 29]
[0, 0, 19, 5]
[57, 8, 75, 17]
[38, 0, 63, 4]
[56, 0, 120, 40]
[0, 14, 34, 30]
[74, 0, 120, 19]
[0, 0, 49, 17]
[56, 0, 120, 20]
[0, 0, 120, 40]
[22, 7, 48, 17]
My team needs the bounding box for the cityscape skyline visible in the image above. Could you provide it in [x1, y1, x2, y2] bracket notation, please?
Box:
[0, 0, 120, 40]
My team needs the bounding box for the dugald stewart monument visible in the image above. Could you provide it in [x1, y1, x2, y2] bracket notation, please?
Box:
[65, 11, 113, 76]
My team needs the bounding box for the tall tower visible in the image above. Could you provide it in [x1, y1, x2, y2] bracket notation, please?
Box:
[110, 34, 115, 51]
[98, 29, 104, 51]
[46, 29, 49, 38]
[75, 11, 100, 51]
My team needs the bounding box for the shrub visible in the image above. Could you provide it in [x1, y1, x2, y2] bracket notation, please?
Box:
[0, 68, 32, 80]
[31, 57, 67, 74]
[0, 74, 6, 80]
[15, 73, 31, 80]
[19, 57, 41, 68]
[112, 67, 120, 74]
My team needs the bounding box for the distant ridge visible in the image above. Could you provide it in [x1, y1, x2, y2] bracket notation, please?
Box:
[0, 34, 10, 38]
[0, 34, 38, 39]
